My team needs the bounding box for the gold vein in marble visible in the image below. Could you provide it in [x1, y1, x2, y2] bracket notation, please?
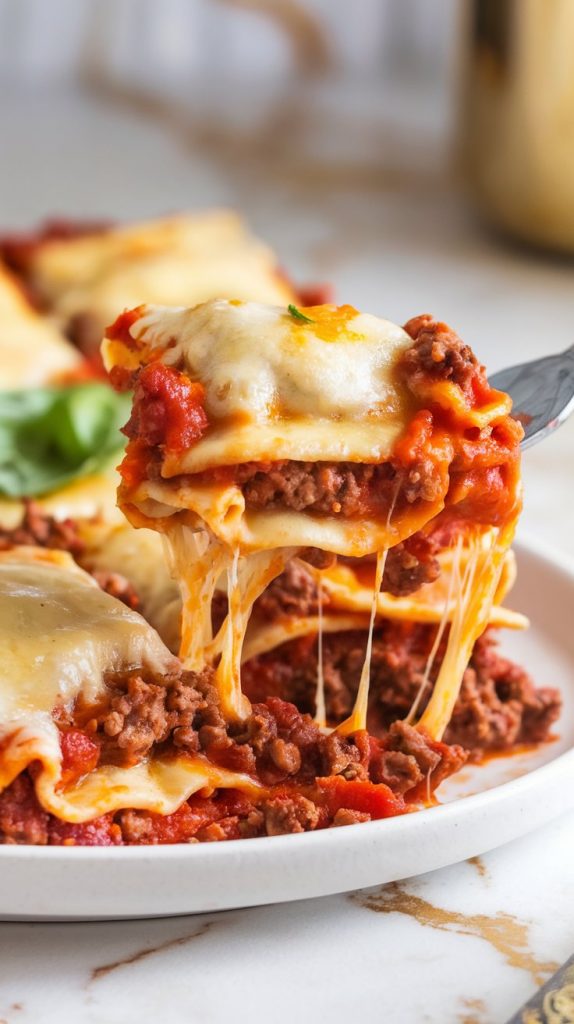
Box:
[351, 883, 558, 986]
[90, 921, 213, 984]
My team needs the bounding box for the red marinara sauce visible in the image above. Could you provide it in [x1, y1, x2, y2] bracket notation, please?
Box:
[121, 362, 208, 453]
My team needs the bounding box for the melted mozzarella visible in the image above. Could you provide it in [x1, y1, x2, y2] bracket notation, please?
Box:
[0, 547, 174, 730]
[114, 300, 416, 470]
[166, 522, 295, 720]
[315, 549, 528, 631]
[0, 547, 260, 821]
[418, 521, 519, 740]
[32, 211, 295, 348]
[336, 548, 389, 736]
[79, 521, 182, 652]
[0, 266, 79, 388]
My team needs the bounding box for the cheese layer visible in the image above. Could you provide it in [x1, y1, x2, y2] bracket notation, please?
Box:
[0, 548, 260, 822]
[0, 266, 79, 388]
[32, 211, 295, 344]
[109, 299, 416, 470]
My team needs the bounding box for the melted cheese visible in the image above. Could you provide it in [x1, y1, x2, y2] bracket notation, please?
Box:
[32, 211, 295, 349]
[106, 299, 417, 471]
[166, 522, 296, 720]
[405, 537, 463, 724]
[418, 519, 519, 740]
[0, 265, 79, 388]
[0, 547, 261, 821]
[336, 548, 389, 736]
[314, 548, 528, 631]
[79, 521, 182, 652]
[314, 581, 326, 728]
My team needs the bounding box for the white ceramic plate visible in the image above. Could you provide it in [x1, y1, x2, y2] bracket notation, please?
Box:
[1, 535, 573, 921]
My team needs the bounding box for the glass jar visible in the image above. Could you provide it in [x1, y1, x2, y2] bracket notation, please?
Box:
[461, 0, 574, 252]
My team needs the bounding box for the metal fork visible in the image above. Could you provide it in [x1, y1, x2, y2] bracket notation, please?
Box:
[490, 343, 574, 449]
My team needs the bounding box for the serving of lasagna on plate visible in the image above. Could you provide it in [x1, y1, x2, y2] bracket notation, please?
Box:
[0, 214, 562, 847]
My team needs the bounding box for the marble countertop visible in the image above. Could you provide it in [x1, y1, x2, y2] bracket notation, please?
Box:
[0, 88, 573, 1024]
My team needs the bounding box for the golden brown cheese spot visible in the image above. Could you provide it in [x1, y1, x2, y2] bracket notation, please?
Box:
[289, 304, 361, 343]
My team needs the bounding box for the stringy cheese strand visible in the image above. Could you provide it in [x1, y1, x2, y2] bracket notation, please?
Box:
[405, 535, 463, 725]
[418, 516, 518, 740]
[335, 548, 388, 736]
[215, 547, 298, 720]
[314, 577, 326, 728]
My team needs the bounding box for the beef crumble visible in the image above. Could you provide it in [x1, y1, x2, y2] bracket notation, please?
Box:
[241, 626, 561, 761]
[0, 678, 466, 844]
[402, 314, 479, 392]
[232, 459, 443, 518]
[0, 505, 141, 611]
[0, 502, 85, 557]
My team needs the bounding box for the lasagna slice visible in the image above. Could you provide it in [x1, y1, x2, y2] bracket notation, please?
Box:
[0, 265, 80, 388]
[0, 545, 470, 844]
[1, 211, 296, 354]
[0, 546, 261, 828]
[104, 300, 523, 742]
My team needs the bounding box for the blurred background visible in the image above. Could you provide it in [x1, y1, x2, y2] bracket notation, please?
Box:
[0, 0, 573, 548]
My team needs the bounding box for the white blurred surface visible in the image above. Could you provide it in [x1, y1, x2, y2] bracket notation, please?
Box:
[0, 0, 460, 85]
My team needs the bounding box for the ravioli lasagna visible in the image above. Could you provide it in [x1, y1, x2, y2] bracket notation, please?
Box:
[0, 296, 560, 847]
[1, 211, 298, 355]
[0, 264, 80, 389]
[103, 300, 524, 741]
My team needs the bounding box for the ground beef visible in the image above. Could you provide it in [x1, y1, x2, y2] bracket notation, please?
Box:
[382, 535, 440, 596]
[0, 502, 85, 556]
[232, 459, 442, 518]
[331, 807, 371, 827]
[0, 775, 49, 845]
[321, 731, 367, 780]
[402, 314, 479, 392]
[0, 690, 470, 845]
[262, 793, 320, 836]
[256, 560, 321, 620]
[79, 665, 218, 767]
[255, 536, 440, 622]
[242, 626, 561, 762]
[447, 637, 561, 754]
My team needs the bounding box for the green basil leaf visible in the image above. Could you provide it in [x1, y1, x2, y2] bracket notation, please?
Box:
[0, 383, 131, 498]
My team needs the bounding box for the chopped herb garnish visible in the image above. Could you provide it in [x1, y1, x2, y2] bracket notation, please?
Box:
[288, 304, 315, 324]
